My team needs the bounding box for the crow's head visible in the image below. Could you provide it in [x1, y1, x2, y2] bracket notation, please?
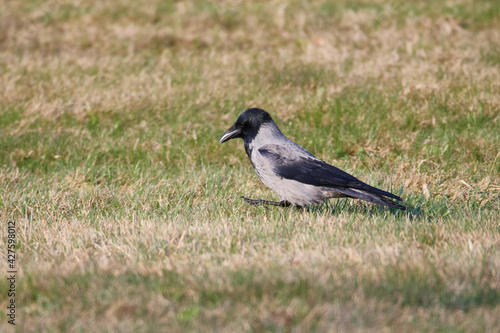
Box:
[219, 108, 274, 144]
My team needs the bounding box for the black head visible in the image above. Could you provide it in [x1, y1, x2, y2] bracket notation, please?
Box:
[219, 108, 274, 143]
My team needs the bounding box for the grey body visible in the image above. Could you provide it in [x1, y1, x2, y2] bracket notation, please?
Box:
[247, 122, 334, 206]
[220, 108, 405, 209]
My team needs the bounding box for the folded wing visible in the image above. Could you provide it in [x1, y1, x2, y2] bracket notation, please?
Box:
[258, 144, 404, 207]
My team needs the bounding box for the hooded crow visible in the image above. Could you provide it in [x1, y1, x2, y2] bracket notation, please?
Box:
[220, 108, 405, 210]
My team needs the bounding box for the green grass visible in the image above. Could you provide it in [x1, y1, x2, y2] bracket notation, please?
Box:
[1, 0, 500, 331]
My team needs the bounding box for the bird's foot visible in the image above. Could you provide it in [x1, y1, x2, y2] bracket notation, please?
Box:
[240, 197, 292, 207]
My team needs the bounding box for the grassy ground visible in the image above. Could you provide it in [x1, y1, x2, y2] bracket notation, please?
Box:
[1, 0, 499, 331]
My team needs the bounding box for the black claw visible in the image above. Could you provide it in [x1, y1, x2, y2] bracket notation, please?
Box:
[240, 197, 292, 207]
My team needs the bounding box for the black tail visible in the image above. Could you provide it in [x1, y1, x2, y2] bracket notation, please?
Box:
[334, 188, 406, 210]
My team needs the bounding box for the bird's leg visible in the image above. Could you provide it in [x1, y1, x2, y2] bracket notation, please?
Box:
[240, 196, 292, 207]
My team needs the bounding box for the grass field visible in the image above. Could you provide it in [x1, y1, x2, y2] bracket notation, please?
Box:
[1, 0, 499, 331]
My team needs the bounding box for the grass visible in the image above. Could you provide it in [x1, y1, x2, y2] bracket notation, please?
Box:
[1, 0, 499, 331]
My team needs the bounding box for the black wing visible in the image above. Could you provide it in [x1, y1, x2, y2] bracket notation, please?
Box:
[259, 145, 402, 201]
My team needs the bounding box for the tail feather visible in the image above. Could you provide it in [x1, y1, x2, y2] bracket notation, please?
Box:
[332, 188, 406, 210]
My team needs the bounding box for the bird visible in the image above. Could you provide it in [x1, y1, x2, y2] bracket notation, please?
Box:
[219, 108, 405, 210]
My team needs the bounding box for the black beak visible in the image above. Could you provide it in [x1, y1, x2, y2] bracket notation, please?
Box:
[219, 124, 241, 144]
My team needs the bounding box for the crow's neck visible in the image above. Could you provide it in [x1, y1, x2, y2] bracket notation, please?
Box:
[243, 122, 284, 158]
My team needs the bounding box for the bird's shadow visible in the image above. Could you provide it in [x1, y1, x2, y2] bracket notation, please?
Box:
[243, 196, 435, 222]
[321, 199, 431, 221]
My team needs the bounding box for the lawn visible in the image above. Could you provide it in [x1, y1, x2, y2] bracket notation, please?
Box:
[0, 0, 499, 331]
